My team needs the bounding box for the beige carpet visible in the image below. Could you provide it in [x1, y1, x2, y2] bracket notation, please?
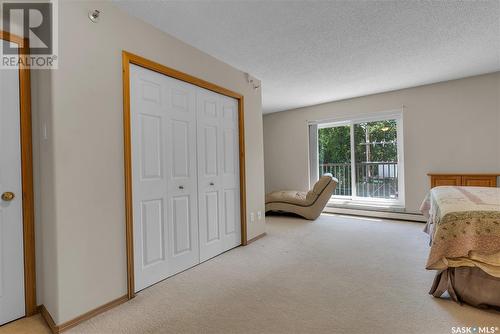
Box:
[67, 214, 500, 334]
[0, 314, 51, 334]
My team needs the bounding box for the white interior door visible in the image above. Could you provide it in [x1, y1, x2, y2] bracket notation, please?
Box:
[131, 65, 199, 292]
[197, 89, 240, 262]
[0, 64, 25, 324]
[219, 96, 241, 251]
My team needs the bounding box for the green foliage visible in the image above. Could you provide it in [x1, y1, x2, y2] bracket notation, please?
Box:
[354, 120, 397, 162]
[318, 120, 397, 164]
[318, 125, 351, 164]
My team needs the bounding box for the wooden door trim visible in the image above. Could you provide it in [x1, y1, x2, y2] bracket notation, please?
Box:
[0, 31, 37, 316]
[122, 51, 248, 299]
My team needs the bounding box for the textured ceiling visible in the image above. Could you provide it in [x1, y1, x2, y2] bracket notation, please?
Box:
[114, 1, 500, 113]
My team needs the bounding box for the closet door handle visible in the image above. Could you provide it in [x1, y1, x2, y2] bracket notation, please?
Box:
[178, 185, 184, 190]
[209, 182, 214, 186]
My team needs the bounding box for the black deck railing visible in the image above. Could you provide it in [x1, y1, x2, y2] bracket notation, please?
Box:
[319, 162, 398, 199]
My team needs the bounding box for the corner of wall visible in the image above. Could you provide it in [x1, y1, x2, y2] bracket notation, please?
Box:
[31, 67, 61, 323]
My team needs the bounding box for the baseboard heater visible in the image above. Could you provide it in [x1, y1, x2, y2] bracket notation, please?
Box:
[323, 205, 426, 222]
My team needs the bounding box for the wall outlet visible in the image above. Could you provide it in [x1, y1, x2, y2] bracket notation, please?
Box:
[250, 212, 255, 222]
[257, 211, 262, 220]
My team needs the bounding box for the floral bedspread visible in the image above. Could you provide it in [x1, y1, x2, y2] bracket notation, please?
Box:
[420, 186, 500, 269]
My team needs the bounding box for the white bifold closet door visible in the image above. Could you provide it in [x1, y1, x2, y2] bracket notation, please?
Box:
[130, 64, 240, 292]
[197, 88, 241, 262]
[131, 64, 200, 291]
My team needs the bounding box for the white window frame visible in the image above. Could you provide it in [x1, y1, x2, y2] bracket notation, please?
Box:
[314, 110, 405, 208]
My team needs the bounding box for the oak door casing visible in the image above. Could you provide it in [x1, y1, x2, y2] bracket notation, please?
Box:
[122, 51, 247, 298]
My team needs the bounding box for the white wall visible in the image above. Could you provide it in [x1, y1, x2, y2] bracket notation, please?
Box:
[263, 72, 500, 213]
[31, 68, 59, 317]
[33, 1, 266, 324]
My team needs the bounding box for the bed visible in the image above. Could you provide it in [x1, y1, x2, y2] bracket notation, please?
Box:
[420, 186, 500, 309]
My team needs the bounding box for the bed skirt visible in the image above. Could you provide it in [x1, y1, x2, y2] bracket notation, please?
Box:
[430, 267, 500, 310]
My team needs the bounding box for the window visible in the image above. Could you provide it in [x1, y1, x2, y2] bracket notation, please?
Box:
[310, 112, 404, 207]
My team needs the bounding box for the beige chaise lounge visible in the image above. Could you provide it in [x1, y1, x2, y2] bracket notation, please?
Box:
[265, 174, 338, 220]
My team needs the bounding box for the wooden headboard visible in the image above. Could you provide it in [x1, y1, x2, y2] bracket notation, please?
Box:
[428, 173, 499, 188]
